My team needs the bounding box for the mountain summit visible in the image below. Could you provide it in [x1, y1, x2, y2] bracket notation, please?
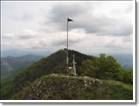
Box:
[1, 49, 133, 100]
[13, 49, 93, 91]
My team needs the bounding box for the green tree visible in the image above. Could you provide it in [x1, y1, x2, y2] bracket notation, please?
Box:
[98, 55, 122, 80]
[117, 69, 133, 84]
[80, 54, 125, 81]
[80, 59, 98, 77]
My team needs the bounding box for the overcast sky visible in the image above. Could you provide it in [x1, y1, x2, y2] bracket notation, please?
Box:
[1, 1, 133, 56]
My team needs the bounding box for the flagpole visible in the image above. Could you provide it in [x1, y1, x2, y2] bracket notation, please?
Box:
[67, 18, 69, 73]
[66, 18, 73, 73]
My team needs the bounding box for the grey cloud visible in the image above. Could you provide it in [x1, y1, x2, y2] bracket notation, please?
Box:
[31, 40, 48, 49]
[2, 34, 13, 39]
[52, 39, 79, 47]
[98, 21, 133, 36]
[3, 33, 36, 40]
[12, 13, 34, 21]
[45, 3, 132, 37]
[16, 34, 35, 39]
[37, 40, 48, 48]
[49, 3, 91, 24]
[104, 44, 131, 52]
[21, 13, 34, 21]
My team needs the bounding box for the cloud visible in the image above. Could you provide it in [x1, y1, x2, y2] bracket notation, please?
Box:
[31, 40, 48, 49]
[20, 13, 34, 21]
[44, 2, 132, 37]
[52, 39, 78, 47]
[49, 3, 91, 22]
[2, 33, 14, 39]
[50, 28, 87, 47]
[16, 34, 35, 39]
[2, 29, 38, 40]
[69, 34, 133, 54]
[12, 13, 34, 21]
[17, 29, 38, 39]
[1, 1, 133, 55]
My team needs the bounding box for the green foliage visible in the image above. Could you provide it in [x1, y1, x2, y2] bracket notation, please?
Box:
[116, 69, 133, 84]
[80, 58, 97, 77]
[0, 79, 14, 99]
[80, 54, 132, 84]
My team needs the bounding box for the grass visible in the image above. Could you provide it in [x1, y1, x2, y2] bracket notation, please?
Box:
[12, 74, 133, 100]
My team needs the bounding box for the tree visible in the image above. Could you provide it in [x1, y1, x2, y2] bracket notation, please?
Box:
[80, 54, 125, 81]
[80, 59, 97, 77]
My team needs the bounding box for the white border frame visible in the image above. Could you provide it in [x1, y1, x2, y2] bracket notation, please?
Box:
[0, 0, 136, 104]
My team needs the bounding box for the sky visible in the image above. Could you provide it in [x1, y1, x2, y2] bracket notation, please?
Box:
[1, 1, 134, 56]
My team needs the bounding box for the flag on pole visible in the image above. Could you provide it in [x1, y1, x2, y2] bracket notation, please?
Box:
[68, 18, 73, 22]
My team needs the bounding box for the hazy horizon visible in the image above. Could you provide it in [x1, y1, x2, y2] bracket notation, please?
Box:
[1, 48, 133, 58]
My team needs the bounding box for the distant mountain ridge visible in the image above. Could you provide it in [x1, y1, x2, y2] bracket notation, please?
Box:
[1, 49, 51, 57]
[113, 54, 133, 68]
[1, 54, 43, 80]
[2, 49, 133, 68]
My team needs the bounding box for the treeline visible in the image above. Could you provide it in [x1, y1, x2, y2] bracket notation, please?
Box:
[80, 54, 133, 84]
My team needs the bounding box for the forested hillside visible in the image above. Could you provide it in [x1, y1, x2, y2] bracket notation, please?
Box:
[0, 49, 133, 100]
